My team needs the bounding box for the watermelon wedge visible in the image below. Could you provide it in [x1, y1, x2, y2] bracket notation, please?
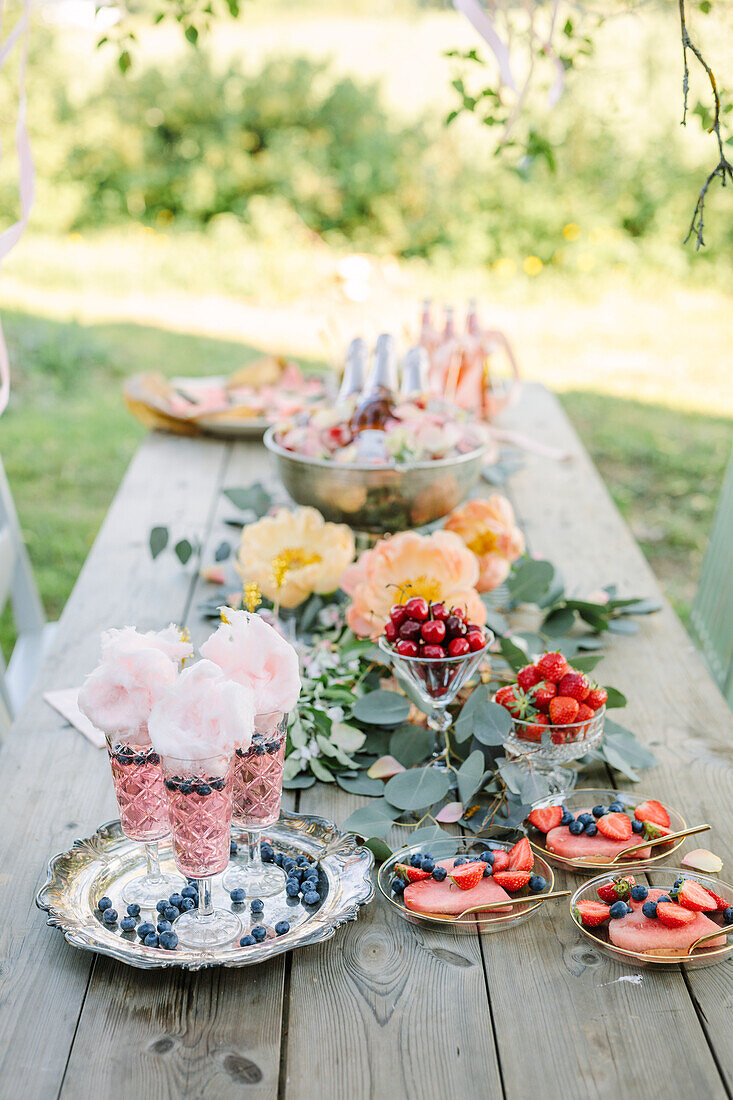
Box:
[546, 807, 651, 862]
[403, 857, 514, 917]
[608, 889, 726, 954]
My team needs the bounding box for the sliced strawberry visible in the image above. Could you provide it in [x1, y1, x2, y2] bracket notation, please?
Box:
[507, 837, 534, 872]
[707, 891, 731, 912]
[596, 812, 633, 841]
[394, 863, 430, 883]
[643, 822, 672, 840]
[656, 901, 696, 927]
[677, 879, 718, 912]
[490, 850, 510, 873]
[493, 870, 532, 891]
[573, 900, 611, 927]
[448, 861, 487, 890]
[528, 805, 564, 833]
[634, 799, 671, 829]
[597, 875, 636, 903]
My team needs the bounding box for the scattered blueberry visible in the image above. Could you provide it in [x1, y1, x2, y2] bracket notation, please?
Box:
[421, 858, 435, 873]
[283, 859, 296, 872]
[126, 903, 140, 918]
[157, 920, 172, 933]
[453, 857, 468, 866]
[642, 901, 658, 919]
[592, 805, 607, 818]
[97, 896, 113, 912]
[609, 901, 629, 920]
[673, 878, 683, 889]
[409, 851, 422, 865]
[392, 878, 406, 895]
[159, 931, 178, 950]
[144, 933, 159, 948]
[230, 888, 246, 904]
[156, 899, 168, 913]
[286, 881, 301, 898]
[577, 813, 594, 826]
[169, 893, 184, 909]
[568, 820, 584, 836]
[240, 935, 256, 946]
[274, 920, 290, 936]
[608, 801, 624, 813]
[303, 891, 321, 906]
[120, 916, 137, 932]
[631, 820, 644, 834]
[584, 823, 598, 836]
[261, 845, 275, 863]
[251, 899, 264, 913]
[180, 897, 196, 912]
[480, 850, 494, 864]
[432, 867, 447, 882]
[560, 812, 574, 826]
[102, 908, 118, 925]
[137, 922, 155, 939]
[181, 885, 198, 900]
[251, 925, 267, 942]
[296, 856, 310, 867]
[630, 885, 649, 901]
[274, 853, 285, 867]
[529, 875, 546, 893]
[723, 908, 733, 925]
[230, 840, 238, 856]
[657, 894, 672, 903]
[164, 906, 180, 922]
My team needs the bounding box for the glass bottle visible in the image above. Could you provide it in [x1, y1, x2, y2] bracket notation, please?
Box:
[337, 337, 368, 404]
[350, 333, 398, 432]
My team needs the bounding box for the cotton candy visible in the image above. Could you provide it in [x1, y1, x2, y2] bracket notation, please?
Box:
[78, 647, 179, 740]
[148, 659, 255, 761]
[200, 609, 301, 716]
[100, 624, 193, 664]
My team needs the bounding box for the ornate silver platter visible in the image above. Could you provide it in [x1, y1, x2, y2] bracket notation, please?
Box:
[37, 811, 375, 971]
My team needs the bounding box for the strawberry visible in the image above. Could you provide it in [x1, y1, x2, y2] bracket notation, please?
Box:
[585, 685, 608, 711]
[557, 672, 590, 702]
[597, 875, 636, 903]
[394, 863, 431, 883]
[530, 680, 557, 712]
[492, 869, 532, 891]
[707, 891, 731, 912]
[448, 861, 487, 890]
[507, 837, 534, 872]
[573, 900, 611, 927]
[656, 901, 696, 928]
[528, 805, 564, 833]
[550, 728, 568, 745]
[548, 696, 580, 725]
[576, 702, 595, 725]
[491, 850, 510, 873]
[494, 686, 533, 718]
[634, 799, 671, 829]
[596, 812, 633, 841]
[517, 664, 543, 692]
[536, 651, 568, 684]
[519, 714, 548, 742]
[677, 880, 717, 912]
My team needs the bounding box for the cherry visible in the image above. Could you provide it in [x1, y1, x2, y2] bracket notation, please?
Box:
[452, 607, 467, 621]
[384, 621, 399, 644]
[429, 602, 448, 621]
[466, 630, 485, 652]
[399, 620, 422, 642]
[421, 619, 446, 644]
[404, 596, 429, 621]
[448, 637, 471, 657]
[390, 604, 408, 627]
[464, 623, 481, 634]
[422, 644, 446, 660]
[445, 615, 466, 638]
[396, 640, 419, 657]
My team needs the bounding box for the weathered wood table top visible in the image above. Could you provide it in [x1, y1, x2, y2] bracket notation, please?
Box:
[2, 383, 732, 1100]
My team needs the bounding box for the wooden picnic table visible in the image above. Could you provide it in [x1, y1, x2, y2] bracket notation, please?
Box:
[2, 382, 733, 1100]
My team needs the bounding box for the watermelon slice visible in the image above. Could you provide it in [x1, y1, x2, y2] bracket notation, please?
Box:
[608, 889, 726, 954]
[403, 857, 514, 917]
[546, 807, 651, 862]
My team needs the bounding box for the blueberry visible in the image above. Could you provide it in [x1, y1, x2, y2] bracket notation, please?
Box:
[631, 820, 644, 833]
[126, 903, 141, 918]
[181, 885, 198, 900]
[251, 899, 264, 913]
[283, 859, 296, 872]
[303, 891, 321, 906]
[180, 782, 193, 795]
[230, 840, 238, 856]
[657, 894, 672, 904]
[251, 925, 267, 942]
[642, 901, 658, 919]
[157, 920, 172, 933]
[609, 901, 628, 919]
[592, 805, 607, 818]
[296, 856, 310, 867]
[144, 933, 159, 948]
[673, 878, 683, 889]
[180, 897, 196, 912]
[274, 853, 285, 867]
[156, 899, 168, 913]
[159, 931, 178, 950]
[164, 906, 180, 922]
[560, 812, 574, 826]
[568, 820, 584, 836]
[149, 753, 160, 765]
[102, 908, 118, 924]
[240, 935, 256, 946]
[137, 922, 155, 939]
[169, 893, 184, 909]
[230, 888, 246, 904]
[608, 801, 624, 813]
[421, 853, 433, 862]
[479, 850, 494, 864]
[453, 857, 468, 866]
[529, 875, 547, 893]
[133, 755, 146, 765]
[286, 881, 301, 898]
[97, 896, 113, 912]
[120, 916, 136, 932]
[723, 908, 733, 925]
[584, 823, 598, 836]
[421, 858, 435, 873]
[195, 784, 211, 796]
[432, 867, 447, 882]
[392, 878, 406, 895]
[577, 813, 594, 826]
[275, 920, 290, 936]
[482, 865, 493, 877]
[261, 845, 275, 863]
[164, 779, 177, 791]
[291, 867, 305, 882]
[630, 885, 649, 901]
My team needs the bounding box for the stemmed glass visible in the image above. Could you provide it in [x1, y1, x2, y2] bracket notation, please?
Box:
[160, 751, 241, 948]
[222, 712, 288, 898]
[104, 725, 183, 907]
[379, 628, 493, 773]
[503, 706, 607, 793]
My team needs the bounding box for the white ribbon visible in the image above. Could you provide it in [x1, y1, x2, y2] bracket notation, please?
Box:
[0, 0, 34, 417]
[452, 0, 518, 92]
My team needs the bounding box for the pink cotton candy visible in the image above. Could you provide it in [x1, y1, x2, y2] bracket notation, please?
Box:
[78, 646, 179, 740]
[100, 624, 193, 664]
[200, 610, 301, 716]
[148, 659, 255, 761]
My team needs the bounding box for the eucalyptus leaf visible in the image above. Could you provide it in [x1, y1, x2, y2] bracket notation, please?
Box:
[497, 636, 527, 673]
[615, 598, 662, 615]
[603, 686, 627, 709]
[283, 755, 305, 781]
[457, 749, 485, 806]
[570, 654, 603, 673]
[336, 773, 385, 797]
[481, 607, 509, 636]
[174, 538, 193, 565]
[310, 758, 335, 783]
[520, 771, 551, 803]
[283, 774, 317, 790]
[331, 723, 366, 753]
[149, 526, 169, 559]
[223, 483, 272, 517]
[608, 618, 640, 635]
[341, 799, 396, 839]
[389, 724, 435, 767]
[384, 766, 450, 811]
[409, 823, 452, 845]
[352, 690, 411, 727]
[575, 636, 605, 651]
[507, 559, 554, 604]
[497, 760, 525, 795]
[364, 837, 393, 862]
[214, 540, 231, 561]
[454, 683, 491, 743]
[600, 744, 639, 782]
[289, 719, 308, 749]
[473, 700, 513, 746]
[542, 607, 576, 636]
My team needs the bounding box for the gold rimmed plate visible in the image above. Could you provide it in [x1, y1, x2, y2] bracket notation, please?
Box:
[570, 867, 733, 969]
[377, 833, 558, 934]
[526, 788, 686, 874]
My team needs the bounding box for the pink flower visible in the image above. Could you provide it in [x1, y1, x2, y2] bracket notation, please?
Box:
[200, 609, 301, 717]
[148, 660, 255, 760]
[444, 496, 525, 592]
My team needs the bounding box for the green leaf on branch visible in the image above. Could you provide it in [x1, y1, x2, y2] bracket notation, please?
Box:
[507, 559, 555, 604]
[331, 723, 366, 753]
[570, 654, 603, 673]
[364, 837, 392, 862]
[608, 619, 640, 635]
[603, 686, 627, 709]
[352, 690, 411, 727]
[497, 635, 527, 672]
[481, 606, 509, 636]
[310, 758, 335, 783]
[336, 772, 385, 797]
[614, 598, 662, 616]
[389, 724, 435, 767]
[520, 770, 552, 803]
[598, 744, 639, 782]
[473, 700, 513, 746]
[149, 526, 169, 559]
[542, 607, 576, 636]
[457, 749, 485, 806]
[174, 538, 193, 565]
[283, 774, 317, 790]
[409, 823, 452, 845]
[384, 766, 450, 811]
[454, 683, 491, 743]
[341, 799, 396, 838]
[223, 483, 272, 517]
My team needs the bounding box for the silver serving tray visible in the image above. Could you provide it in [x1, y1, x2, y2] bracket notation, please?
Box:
[37, 811, 375, 970]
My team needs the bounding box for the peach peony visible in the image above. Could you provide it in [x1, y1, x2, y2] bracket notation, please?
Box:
[341, 529, 486, 639]
[444, 495, 525, 592]
[238, 506, 355, 609]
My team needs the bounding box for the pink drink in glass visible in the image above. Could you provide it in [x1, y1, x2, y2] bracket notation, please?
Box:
[107, 740, 168, 842]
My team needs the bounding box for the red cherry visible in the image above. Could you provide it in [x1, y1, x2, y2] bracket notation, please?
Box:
[421, 619, 447, 644]
[399, 620, 421, 642]
[429, 601, 448, 620]
[466, 630, 485, 652]
[445, 615, 466, 638]
[464, 623, 481, 633]
[451, 607, 467, 621]
[448, 637, 471, 657]
[390, 604, 408, 627]
[404, 596, 429, 621]
[422, 644, 446, 660]
[396, 640, 419, 657]
[384, 621, 398, 644]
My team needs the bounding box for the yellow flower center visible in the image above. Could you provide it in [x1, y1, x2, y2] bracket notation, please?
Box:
[467, 529, 499, 557]
[243, 581, 262, 613]
[271, 547, 323, 588]
[401, 574, 443, 603]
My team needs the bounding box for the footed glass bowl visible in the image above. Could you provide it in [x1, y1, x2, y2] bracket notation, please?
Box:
[503, 706, 606, 792]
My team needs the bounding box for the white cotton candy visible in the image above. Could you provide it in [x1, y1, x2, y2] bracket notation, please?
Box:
[100, 623, 193, 664]
[78, 646, 179, 738]
[148, 659, 255, 761]
[200, 609, 301, 715]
